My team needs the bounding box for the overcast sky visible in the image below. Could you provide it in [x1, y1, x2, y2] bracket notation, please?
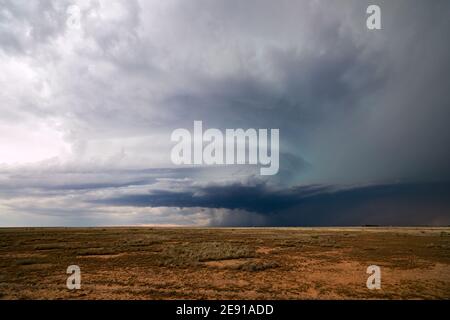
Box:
[1, 0, 449, 226]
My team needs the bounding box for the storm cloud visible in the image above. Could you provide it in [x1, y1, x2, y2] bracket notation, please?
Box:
[0, 0, 449, 226]
[93, 180, 450, 226]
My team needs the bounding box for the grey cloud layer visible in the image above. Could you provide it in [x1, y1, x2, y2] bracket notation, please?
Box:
[1, 168, 449, 226]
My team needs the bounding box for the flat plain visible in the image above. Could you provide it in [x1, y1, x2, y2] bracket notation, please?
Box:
[0, 227, 449, 299]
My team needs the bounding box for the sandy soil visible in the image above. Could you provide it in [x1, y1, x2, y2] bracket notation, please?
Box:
[0, 227, 449, 299]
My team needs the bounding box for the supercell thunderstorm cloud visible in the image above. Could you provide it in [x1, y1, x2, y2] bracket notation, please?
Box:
[0, 0, 449, 226]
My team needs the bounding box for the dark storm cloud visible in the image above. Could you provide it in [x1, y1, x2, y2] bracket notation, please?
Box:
[135, 0, 450, 184]
[2, 0, 449, 183]
[93, 180, 450, 226]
